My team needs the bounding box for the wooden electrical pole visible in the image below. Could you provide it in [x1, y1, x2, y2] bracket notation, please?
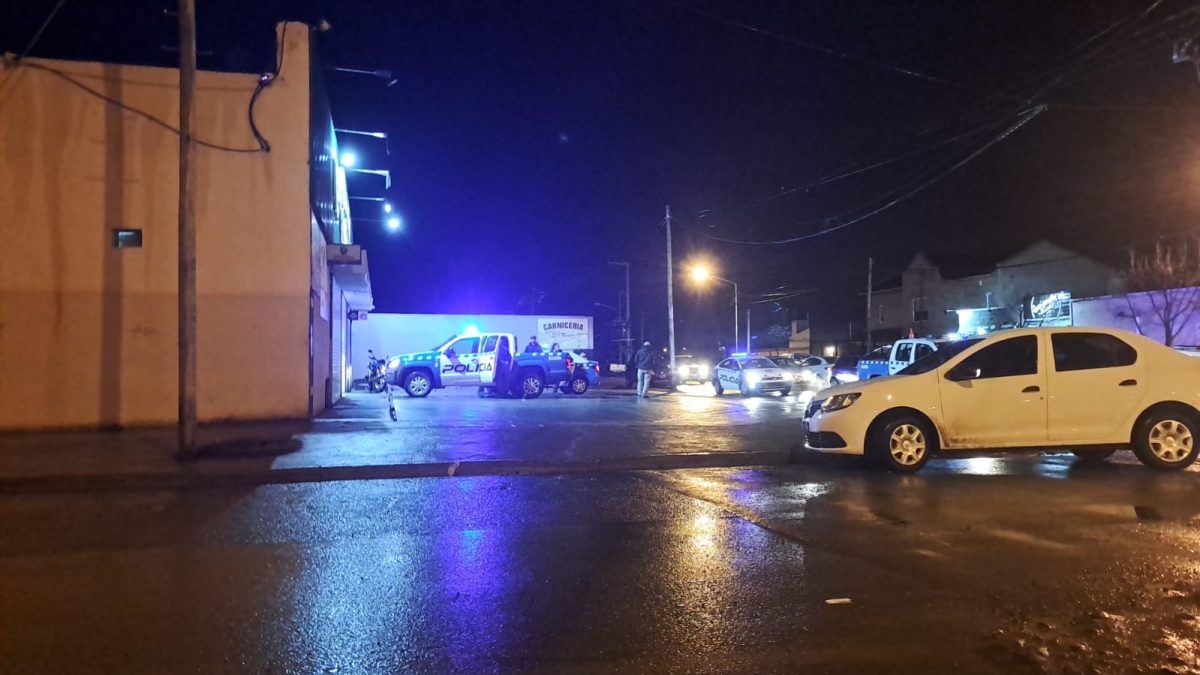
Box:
[177, 0, 198, 458]
[865, 257, 874, 352]
[665, 205, 677, 378]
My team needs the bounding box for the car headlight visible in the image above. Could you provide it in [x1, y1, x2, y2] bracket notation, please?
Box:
[698, 364, 709, 378]
[821, 392, 861, 412]
[745, 372, 761, 386]
[387, 358, 400, 370]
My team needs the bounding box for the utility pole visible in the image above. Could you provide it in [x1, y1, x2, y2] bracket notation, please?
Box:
[665, 205, 677, 377]
[608, 261, 631, 364]
[176, 0, 198, 458]
[865, 257, 874, 352]
[746, 308, 750, 354]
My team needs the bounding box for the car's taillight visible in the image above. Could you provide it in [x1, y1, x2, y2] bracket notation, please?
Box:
[592, 364, 600, 373]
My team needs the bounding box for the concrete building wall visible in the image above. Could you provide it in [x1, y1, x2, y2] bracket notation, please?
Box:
[0, 25, 313, 429]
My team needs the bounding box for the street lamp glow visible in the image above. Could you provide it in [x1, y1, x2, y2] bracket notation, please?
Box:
[340, 151, 357, 168]
[383, 202, 393, 214]
[386, 216, 402, 231]
[690, 266, 711, 283]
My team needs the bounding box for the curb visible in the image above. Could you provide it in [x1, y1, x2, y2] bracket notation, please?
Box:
[0, 448, 804, 495]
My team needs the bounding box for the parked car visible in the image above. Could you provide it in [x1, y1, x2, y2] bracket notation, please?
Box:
[387, 332, 599, 399]
[829, 354, 861, 385]
[857, 338, 941, 380]
[769, 356, 830, 389]
[671, 353, 711, 384]
[712, 355, 792, 396]
[805, 327, 1200, 473]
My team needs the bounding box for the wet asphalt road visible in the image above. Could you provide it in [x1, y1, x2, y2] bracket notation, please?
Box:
[3, 454, 1199, 674]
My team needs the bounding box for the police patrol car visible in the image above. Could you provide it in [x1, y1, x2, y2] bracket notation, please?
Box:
[386, 330, 599, 399]
[712, 354, 792, 397]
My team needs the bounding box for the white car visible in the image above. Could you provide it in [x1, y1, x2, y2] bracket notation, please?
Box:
[712, 355, 792, 396]
[804, 327, 1200, 473]
[770, 356, 830, 389]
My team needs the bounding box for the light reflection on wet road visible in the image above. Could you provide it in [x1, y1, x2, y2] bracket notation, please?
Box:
[3, 454, 1198, 673]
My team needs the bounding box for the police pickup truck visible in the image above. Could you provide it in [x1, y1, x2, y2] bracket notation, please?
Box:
[387, 332, 599, 399]
[856, 338, 940, 380]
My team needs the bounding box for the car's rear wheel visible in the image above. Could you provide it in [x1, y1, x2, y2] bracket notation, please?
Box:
[569, 375, 589, 395]
[868, 415, 934, 473]
[1133, 410, 1199, 471]
[513, 369, 545, 399]
[713, 376, 724, 396]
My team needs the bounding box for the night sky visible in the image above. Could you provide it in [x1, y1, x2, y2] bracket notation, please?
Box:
[6, 0, 1200, 356]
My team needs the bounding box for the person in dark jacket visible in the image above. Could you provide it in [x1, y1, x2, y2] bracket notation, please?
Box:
[524, 336, 542, 354]
[634, 341, 657, 398]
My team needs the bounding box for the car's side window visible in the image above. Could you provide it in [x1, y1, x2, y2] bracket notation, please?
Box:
[481, 335, 498, 352]
[730, 360, 741, 371]
[1051, 333, 1137, 372]
[801, 357, 820, 367]
[448, 337, 480, 355]
[915, 343, 933, 360]
[895, 343, 913, 362]
[950, 336, 1038, 380]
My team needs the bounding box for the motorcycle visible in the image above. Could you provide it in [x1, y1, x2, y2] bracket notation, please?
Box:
[366, 350, 388, 393]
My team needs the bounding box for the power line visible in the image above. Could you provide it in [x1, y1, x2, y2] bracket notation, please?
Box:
[692, 105, 1046, 245]
[17, 0, 67, 61]
[12, 59, 271, 154]
[676, 3, 976, 91]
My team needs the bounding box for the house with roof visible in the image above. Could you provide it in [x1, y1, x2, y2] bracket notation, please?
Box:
[869, 241, 1124, 343]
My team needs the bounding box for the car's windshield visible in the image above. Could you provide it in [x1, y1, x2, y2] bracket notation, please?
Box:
[896, 338, 983, 375]
[769, 357, 797, 370]
[740, 357, 776, 369]
[433, 335, 457, 351]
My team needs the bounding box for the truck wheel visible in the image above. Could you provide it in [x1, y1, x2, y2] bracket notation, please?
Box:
[569, 375, 589, 395]
[403, 370, 433, 398]
[516, 369, 545, 399]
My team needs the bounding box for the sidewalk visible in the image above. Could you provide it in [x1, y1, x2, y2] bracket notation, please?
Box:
[0, 389, 806, 493]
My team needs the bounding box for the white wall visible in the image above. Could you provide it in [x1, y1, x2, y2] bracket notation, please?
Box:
[1073, 289, 1200, 348]
[350, 313, 593, 385]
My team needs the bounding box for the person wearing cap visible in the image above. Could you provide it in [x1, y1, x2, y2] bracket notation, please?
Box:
[634, 340, 657, 398]
[524, 335, 542, 354]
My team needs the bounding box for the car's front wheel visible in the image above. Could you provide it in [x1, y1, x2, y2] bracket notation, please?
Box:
[403, 370, 433, 398]
[1132, 409, 1199, 471]
[713, 376, 724, 396]
[868, 415, 935, 473]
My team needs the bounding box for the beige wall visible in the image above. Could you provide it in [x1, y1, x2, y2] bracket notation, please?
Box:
[0, 24, 313, 429]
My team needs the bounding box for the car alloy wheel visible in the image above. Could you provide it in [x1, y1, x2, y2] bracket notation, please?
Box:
[405, 373, 431, 397]
[889, 423, 926, 467]
[523, 376, 542, 396]
[1148, 419, 1193, 463]
[570, 377, 588, 394]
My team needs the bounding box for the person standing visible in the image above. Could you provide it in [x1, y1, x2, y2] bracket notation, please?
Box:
[524, 335, 542, 354]
[634, 340, 656, 398]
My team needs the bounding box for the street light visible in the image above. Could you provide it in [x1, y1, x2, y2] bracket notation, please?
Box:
[383, 202, 393, 214]
[340, 151, 357, 168]
[689, 264, 740, 353]
[386, 216, 403, 232]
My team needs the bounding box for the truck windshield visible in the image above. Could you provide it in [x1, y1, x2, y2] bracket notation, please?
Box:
[433, 335, 457, 351]
[896, 338, 983, 376]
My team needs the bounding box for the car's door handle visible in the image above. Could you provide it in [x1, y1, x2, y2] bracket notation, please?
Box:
[1119, 379, 1138, 387]
[1022, 385, 1040, 393]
